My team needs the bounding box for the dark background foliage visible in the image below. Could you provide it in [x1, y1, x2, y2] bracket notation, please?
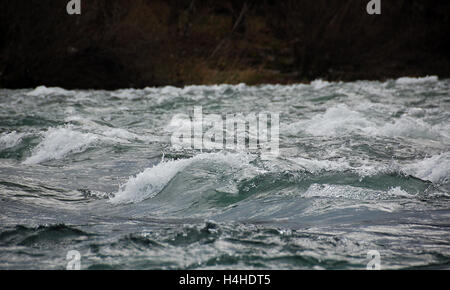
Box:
[1, 0, 449, 89]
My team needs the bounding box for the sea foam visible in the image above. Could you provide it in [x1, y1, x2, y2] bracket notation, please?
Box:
[23, 126, 98, 164]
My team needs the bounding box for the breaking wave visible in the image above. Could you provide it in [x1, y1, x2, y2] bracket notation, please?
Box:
[110, 152, 262, 204]
[23, 126, 98, 164]
[0, 131, 27, 150]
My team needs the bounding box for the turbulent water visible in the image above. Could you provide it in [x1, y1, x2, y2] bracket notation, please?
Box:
[0, 76, 449, 269]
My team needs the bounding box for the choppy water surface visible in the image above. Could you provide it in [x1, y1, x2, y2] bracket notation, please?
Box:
[0, 76, 449, 269]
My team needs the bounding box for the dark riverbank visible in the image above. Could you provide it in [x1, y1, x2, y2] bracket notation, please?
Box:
[1, 0, 450, 89]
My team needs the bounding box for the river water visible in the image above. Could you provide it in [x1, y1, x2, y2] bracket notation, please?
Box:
[0, 76, 449, 269]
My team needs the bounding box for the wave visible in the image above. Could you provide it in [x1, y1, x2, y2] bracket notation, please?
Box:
[23, 125, 98, 164]
[0, 131, 27, 150]
[299, 104, 373, 136]
[405, 152, 450, 184]
[110, 156, 194, 204]
[21, 117, 161, 164]
[0, 224, 89, 247]
[110, 152, 262, 204]
[285, 104, 449, 141]
[21, 76, 439, 100]
[110, 149, 440, 206]
[292, 153, 448, 185]
[310, 79, 331, 90]
[288, 157, 390, 178]
[26, 86, 73, 97]
[65, 115, 160, 144]
[395, 76, 438, 85]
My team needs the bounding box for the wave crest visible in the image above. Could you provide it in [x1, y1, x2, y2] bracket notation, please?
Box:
[23, 126, 98, 164]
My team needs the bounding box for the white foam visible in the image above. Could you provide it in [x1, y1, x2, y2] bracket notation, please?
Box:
[0, 131, 26, 149]
[303, 184, 378, 199]
[303, 184, 412, 201]
[289, 156, 400, 179]
[23, 126, 98, 164]
[288, 152, 447, 186]
[142, 84, 245, 98]
[405, 153, 450, 184]
[110, 157, 193, 204]
[395, 76, 438, 85]
[102, 128, 137, 142]
[286, 104, 448, 141]
[110, 152, 261, 204]
[111, 89, 142, 100]
[378, 116, 446, 141]
[298, 104, 374, 136]
[26, 86, 73, 97]
[387, 186, 413, 198]
[310, 79, 331, 90]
